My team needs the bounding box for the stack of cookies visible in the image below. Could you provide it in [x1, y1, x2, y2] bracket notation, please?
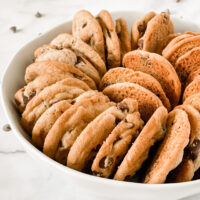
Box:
[14, 10, 200, 184]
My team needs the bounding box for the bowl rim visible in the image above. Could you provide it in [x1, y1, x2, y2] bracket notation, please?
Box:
[1, 10, 200, 190]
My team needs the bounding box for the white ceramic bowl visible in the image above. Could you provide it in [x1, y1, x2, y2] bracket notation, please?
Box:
[1, 11, 200, 200]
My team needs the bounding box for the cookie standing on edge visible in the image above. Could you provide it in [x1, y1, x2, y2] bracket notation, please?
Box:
[72, 10, 105, 61]
[183, 76, 200, 101]
[137, 12, 174, 53]
[92, 100, 144, 178]
[174, 47, 200, 85]
[115, 18, 131, 64]
[183, 93, 200, 112]
[34, 45, 101, 85]
[114, 106, 168, 181]
[167, 105, 200, 183]
[131, 11, 156, 50]
[100, 67, 171, 111]
[43, 91, 114, 163]
[162, 35, 200, 66]
[51, 33, 106, 77]
[144, 109, 190, 184]
[103, 82, 163, 122]
[32, 100, 71, 148]
[97, 10, 120, 69]
[123, 50, 181, 108]
[21, 77, 91, 133]
[67, 98, 139, 171]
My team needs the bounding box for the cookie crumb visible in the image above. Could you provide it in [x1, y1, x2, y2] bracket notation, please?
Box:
[35, 12, 43, 18]
[10, 26, 17, 33]
[2, 124, 11, 132]
[176, 0, 180, 2]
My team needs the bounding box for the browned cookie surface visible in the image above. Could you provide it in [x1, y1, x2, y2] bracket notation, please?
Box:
[32, 100, 71, 148]
[167, 105, 200, 183]
[92, 101, 144, 178]
[72, 10, 105, 61]
[114, 106, 168, 181]
[21, 77, 90, 133]
[67, 98, 139, 171]
[183, 76, 200, 101]
[97, 10, 120, 69]
[51, 33, 106, 76]
[100, 67, 171, 110]
[43, 91, 114, 163]
[115, 18, 131, 64]
[131, 12, 156, 50]
[103, 82, 163, 122]
[123, 50, 181, 107]
[138, 12, 174, 53]
[144, 109, 190, 184]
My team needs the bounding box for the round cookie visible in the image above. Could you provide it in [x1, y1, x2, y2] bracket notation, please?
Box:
[67, 98, 138, 171]
[21, 77, 90, 133]
[97, 10, 120, 68]
[100, 67, 171, 111]
[131, 12, 156, 50]
[43, 91, 114, 162]
[115, 18, 131, 63]
[162, 35, 200, 66]
[183, 76, 200, 101]
[183, 93, 200, 112]
[137, 12, 174, 53]
[34, 45, 101, 84]
[167, 105, 200, 183]
[25, 60, 96, 89]
[144, 109, 190, 184]
[157, 33, 181, 55]
[91, 101, 144, 178]
[114, 106, 168, 181]
[51, 33, 106, 76]
[32, 100, 71, 149]
[102, 82, 163, 122]
[186, 68, 200, 86]
[72, 10, 105, 61]
[123, 50, 181, 107]
[174, 47, 200, 84]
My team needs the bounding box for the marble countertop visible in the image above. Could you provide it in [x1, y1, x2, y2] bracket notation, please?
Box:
[1, 0, 200, 199]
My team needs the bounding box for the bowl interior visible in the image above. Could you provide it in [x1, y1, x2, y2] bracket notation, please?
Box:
[1, 10, 200, 197]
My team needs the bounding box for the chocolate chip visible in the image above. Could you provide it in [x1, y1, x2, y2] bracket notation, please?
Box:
[138, 22, 146, 35]
[99, 156, 113, 168]
[113, 135, 121, 145]
[117, 103, 129, 112]
[10, 26, 17, 33]
[2, 124, 11, 132]
[115, 118, 121, 125]
[22, 93, 29, 106]
[138, 39, 143, 49]
[76, 56, 85, 65]
[185, 139, 200, 161]
[71, 100, 76, 105]
[93, 171, 104, 177]
[35, 12, 43, 18]
[82, 22, 87, 28]
[73, 73, 83, 80]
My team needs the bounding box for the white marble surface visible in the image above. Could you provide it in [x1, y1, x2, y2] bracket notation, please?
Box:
[1, 0, 200, 199]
